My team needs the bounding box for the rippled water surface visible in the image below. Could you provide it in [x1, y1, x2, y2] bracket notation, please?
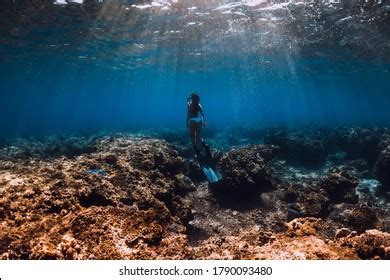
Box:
[1, 0, 389, 136]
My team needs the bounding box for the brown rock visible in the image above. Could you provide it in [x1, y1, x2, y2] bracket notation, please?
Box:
[285, 217, 322, 237]
[210, 145, 278, 202]
[335, 228, 351, 239]
[320, 168, 358, 204]
[343, 230, 390, 260]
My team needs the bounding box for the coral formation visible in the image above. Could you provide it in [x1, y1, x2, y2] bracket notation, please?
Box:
[1, 137, 192, 259]
[209, 145, 278, 202]
[1, 127, 389, 260]
[374, 146, 390, 192]
[264, 130, 329, 167]
[319, 168, 359, 204]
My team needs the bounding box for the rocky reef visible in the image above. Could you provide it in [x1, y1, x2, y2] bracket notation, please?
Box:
[193, 218, 390, 260]
[0, 136, 193, 259]
[265, 129, 329, 168]
[209, 145, 279, 204]
[1, 126, 389, 260]
[375, 146, 390, 193]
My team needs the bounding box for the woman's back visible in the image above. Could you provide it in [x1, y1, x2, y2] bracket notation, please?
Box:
[188, 102, 201, 119]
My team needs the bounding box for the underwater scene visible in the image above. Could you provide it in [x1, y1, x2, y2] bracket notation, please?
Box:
[1, 0, 390, 259]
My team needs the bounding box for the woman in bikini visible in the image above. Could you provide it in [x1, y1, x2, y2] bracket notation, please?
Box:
[186, 92, 207, 155]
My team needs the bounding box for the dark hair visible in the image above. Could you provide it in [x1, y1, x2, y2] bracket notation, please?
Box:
[191, 92, 200, 102]
[191, 92, 200, 113]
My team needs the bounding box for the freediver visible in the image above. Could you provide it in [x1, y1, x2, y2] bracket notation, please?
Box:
[186, 92, 210, 160]
[186, 92, 222, 183]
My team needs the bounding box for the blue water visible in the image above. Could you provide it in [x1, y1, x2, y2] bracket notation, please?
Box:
[1, 1, 389, 137]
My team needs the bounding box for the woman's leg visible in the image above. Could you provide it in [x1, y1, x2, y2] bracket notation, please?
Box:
[188, 121, 197, 149]
[189, 121, 202, 158]
[189, 121, 196, 147]
[195, 121, 203, 146]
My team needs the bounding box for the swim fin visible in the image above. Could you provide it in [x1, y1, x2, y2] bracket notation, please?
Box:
[194, 142, 222, 183]
[200, 164, 221, 183]
[201, 140, 212, 159]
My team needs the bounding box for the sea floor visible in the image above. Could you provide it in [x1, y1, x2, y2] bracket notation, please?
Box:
[0, 125, 389, 259]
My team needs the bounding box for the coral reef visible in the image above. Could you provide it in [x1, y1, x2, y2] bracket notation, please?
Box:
[333, 127, 382, 165]
[319, 168, 359, 204]
[1, 136, 192, 259]
[285, 183, 330, 218]
[209, 145, 279, 203]
[192, 218, 389, 260]
[1, 127, 389, 260]
[264, 130, 329, 168]
[374, 146, 390, 192]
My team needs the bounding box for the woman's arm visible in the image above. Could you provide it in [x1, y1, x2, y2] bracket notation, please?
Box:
[186, 101, 190, 127]
[199, 105, 207, 126]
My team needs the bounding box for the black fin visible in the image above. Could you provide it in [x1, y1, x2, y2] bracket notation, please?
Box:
[201, 140, 212, 160]
[193, 142, 222, 183]
[193, 144, 205, 164]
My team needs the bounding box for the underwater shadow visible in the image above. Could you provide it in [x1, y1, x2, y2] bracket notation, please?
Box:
[208, 181, 266, 210]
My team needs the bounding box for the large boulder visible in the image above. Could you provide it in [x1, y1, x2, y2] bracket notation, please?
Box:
[319, 168, 359, 204]
[209, 145, 278, 202]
